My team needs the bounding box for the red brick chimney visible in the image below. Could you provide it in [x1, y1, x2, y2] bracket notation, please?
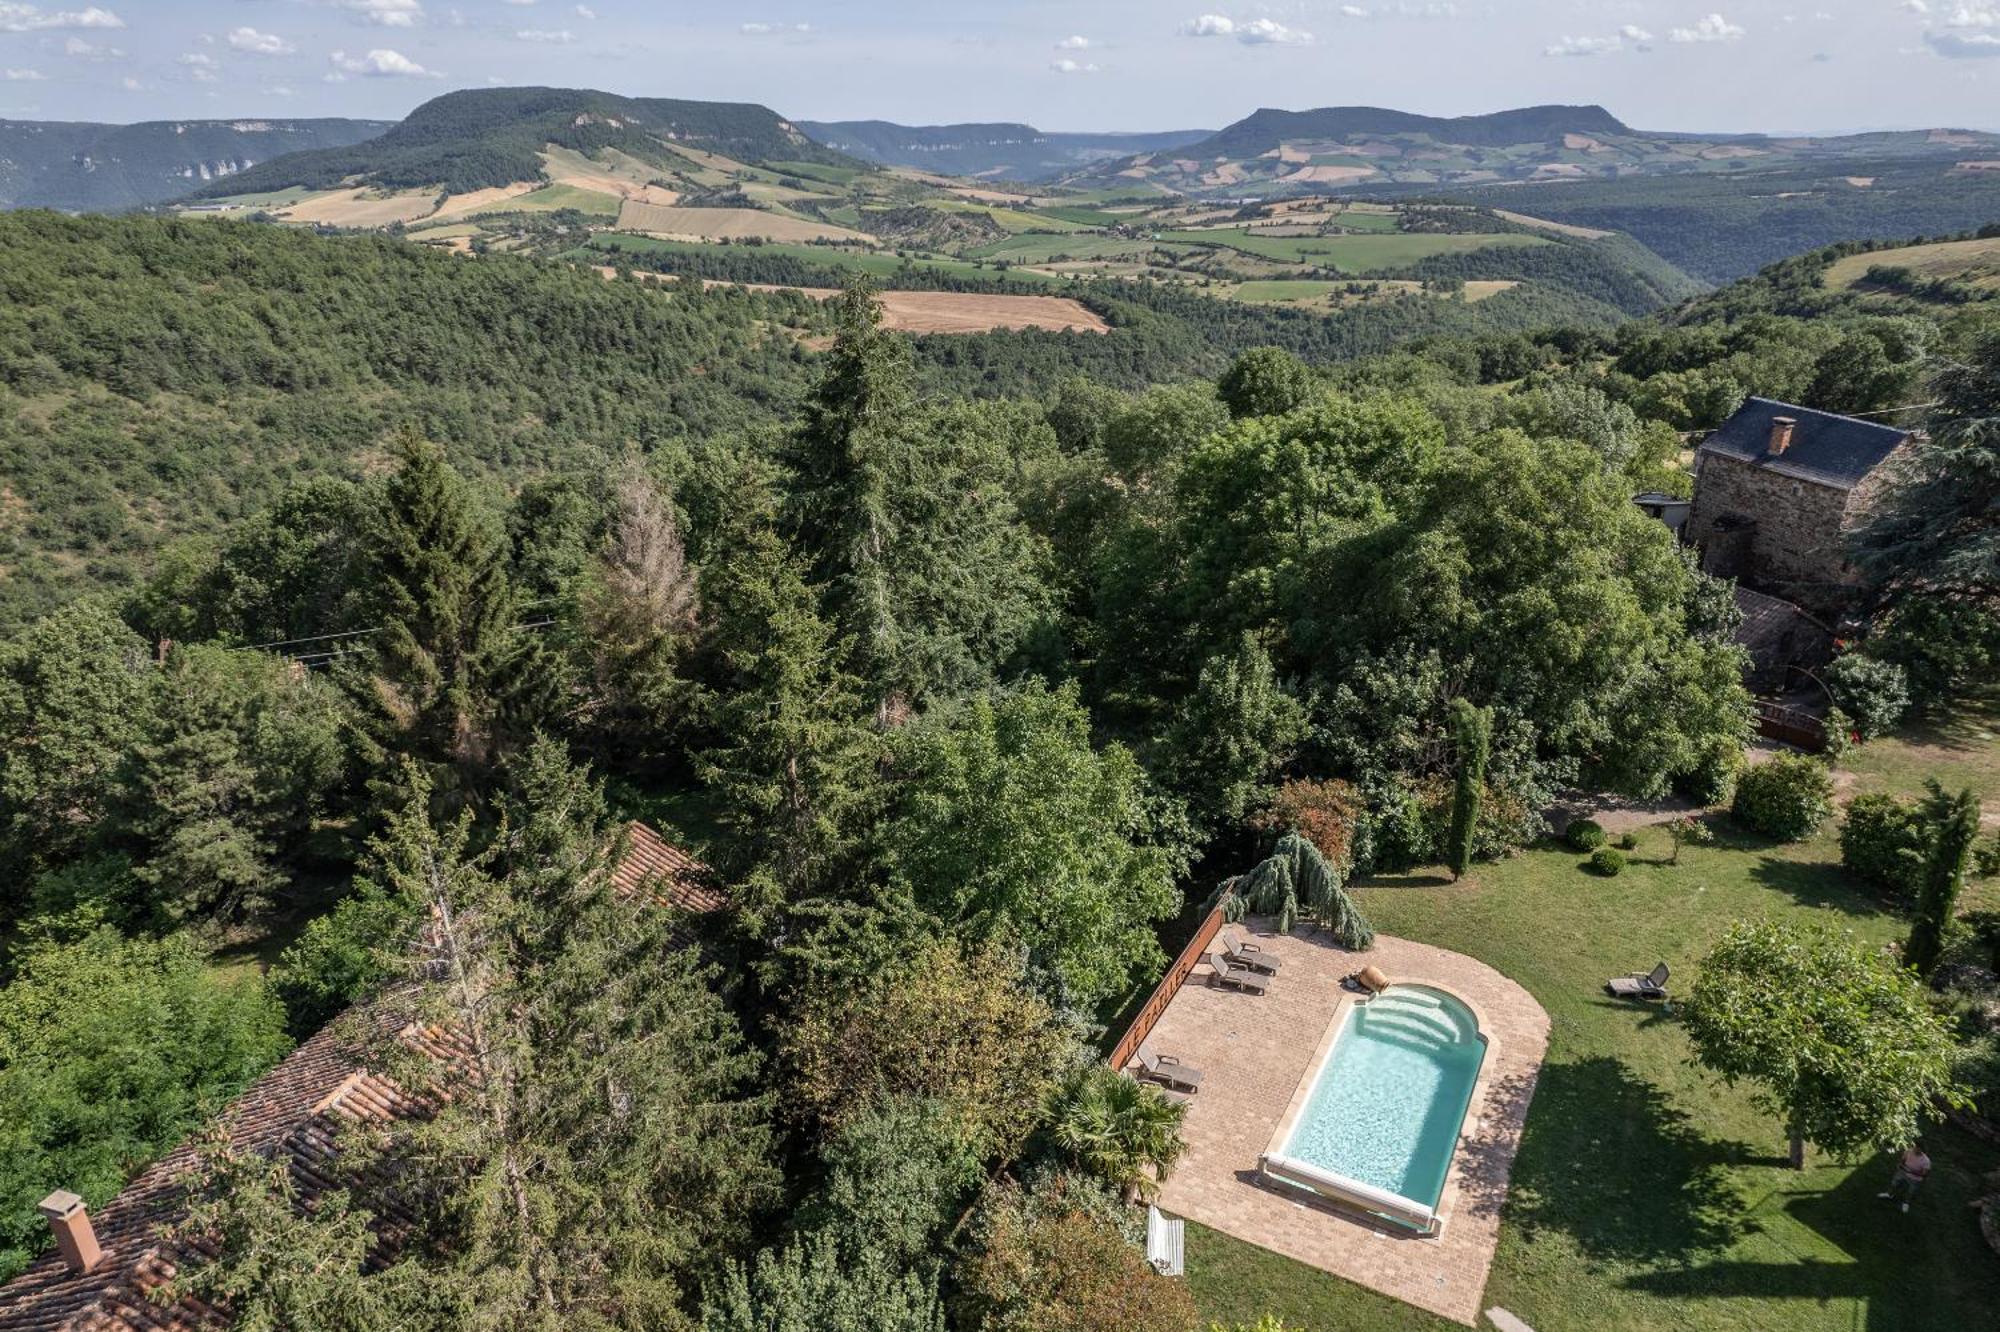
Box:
[1768, 416, 1797, 455]
[37, 1191, 103, 1275]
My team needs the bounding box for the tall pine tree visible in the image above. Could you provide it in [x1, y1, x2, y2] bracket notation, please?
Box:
[1904, 779, 1981, 982]
[348, 436, 516, 807]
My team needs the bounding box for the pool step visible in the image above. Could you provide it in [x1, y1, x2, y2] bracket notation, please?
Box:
[1363, 1011, 1461, 1049]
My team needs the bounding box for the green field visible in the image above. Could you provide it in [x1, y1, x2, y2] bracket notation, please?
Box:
[478, 182, 620, 218]
[1228, 279, 1345, 303]
[965, 232, 1178, 262]
[1156, 228, 1548, 271]
[198, 186, 315, 208]
[1030, 205, 1134, 228]
[765, 159, 868, 186]
[577, 234, 1065, 287]
[1189, 720, 2000, 1332]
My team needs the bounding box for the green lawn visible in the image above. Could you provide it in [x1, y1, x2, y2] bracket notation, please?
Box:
[764, 160, 868, 186]
[1189, 738, 2000, 1332]
[1154, 229, 1547, 272]
[965, 232, 1176, 262]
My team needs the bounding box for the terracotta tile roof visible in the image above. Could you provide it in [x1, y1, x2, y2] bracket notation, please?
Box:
[0, 822, 712, 1330]
[611, 820, 724, 914]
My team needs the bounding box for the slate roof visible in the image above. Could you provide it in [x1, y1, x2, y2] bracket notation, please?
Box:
[1697, 397, 1911, 491]
[0, 822, 717, 1331]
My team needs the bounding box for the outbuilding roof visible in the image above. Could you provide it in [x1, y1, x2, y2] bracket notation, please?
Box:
[1697, 397, 1911, 491]
[0, 822, 717, 1331]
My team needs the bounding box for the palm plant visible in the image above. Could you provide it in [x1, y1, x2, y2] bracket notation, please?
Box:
[1051, 1065, 1187, 1204]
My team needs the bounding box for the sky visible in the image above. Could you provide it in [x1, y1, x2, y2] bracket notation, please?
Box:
[0, 1, 1995, 134]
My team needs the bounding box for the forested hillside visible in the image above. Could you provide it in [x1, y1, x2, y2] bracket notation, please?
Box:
[0, 117, 389, 212]
[194, 87, 853, 198]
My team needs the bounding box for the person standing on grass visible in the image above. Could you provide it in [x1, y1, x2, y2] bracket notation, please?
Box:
[1878, 1141, 1931, 1212]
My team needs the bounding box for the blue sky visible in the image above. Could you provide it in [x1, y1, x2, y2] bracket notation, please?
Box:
[0, 2, 1994, 132]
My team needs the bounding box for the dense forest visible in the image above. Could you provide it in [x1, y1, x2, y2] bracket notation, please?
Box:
[1, 204, 1998, 1329]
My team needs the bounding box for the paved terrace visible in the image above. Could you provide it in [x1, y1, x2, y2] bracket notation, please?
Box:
[1139, 921, 1549, 1326]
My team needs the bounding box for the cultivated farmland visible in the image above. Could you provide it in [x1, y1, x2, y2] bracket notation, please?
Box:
[616, 201, 875, 242]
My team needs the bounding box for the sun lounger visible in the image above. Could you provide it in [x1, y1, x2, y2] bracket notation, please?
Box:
[1221, 929, 1281, 975]
[1134, 1043, 1204, 1093]
[1606, 961, 1670, 1000]
[1205, 952, 1270, 995]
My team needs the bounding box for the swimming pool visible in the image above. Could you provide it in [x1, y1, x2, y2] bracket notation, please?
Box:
[1261, 984, 1487, 1235]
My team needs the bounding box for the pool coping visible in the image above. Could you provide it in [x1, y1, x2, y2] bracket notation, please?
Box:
[1261, 981, 1494, 1235]
[1144, 922, 1550, 1325]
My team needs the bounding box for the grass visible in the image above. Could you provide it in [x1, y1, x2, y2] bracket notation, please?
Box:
[764, 159, 867, 185]
[1228, 279, 1345, 304]
[965, 232, 1173, 262]
[1824, 236, 2000, 292]
[1188, 730, 2000, 1332]
[576, 234, 1066, 288]
[928, 199, 1086, 233]
[476, 182, 620, 218]
[1154, 229, 1547, 272]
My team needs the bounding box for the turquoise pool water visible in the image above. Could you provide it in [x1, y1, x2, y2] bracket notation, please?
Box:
[1280, 985, 1486, 1211]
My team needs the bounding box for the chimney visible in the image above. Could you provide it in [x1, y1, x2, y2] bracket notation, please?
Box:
[1768, 416, 1797, 455]
[37, 1191, 103, 1276]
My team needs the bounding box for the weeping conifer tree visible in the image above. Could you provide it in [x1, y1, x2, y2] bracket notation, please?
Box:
[1446, 698, 1491, 882]
[1211, 830, 1374, 949]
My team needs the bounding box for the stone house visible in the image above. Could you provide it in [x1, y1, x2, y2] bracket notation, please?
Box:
[1684, 397, 1914, 616]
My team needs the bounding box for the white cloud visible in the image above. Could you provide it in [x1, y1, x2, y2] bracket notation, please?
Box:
[1181, 14, 1237, 37]
[740, 21, 811, 35]
[265, 84, 296, 97]
[1050, 56, 1101, 73]
[60, 34, 119, 58]
[228, 27, 296, 56]
[1926, 28, 2000, 53]
[1238, 17, 1311, 43]
[339, 0, 422, 28]
[575, 3, 596, 15]
[1622, 24, 1655, 44]
[0, 4, 121, 32]
[119, 74, 138, 89]
[1056, 34, 1091, 49]
[1668, 13, 1746, 43]
[328, 47, 436, 78]
[515, 27, 573, 42]
[1901, 0, 1929, 12]
[2, 67, 45, 80]
[1545, 34, 1622, 56]
[178, 52, 219, 82]
[1179, 13, 1311, 44]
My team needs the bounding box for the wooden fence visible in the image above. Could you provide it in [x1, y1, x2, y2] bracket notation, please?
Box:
[1754, 699, 1827, 752]
[1107, 900, 1228, 1072]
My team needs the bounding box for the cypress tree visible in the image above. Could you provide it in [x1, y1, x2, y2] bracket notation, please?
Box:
[1904, 779, 1981, 981]
[1446, 698, 1491, 881]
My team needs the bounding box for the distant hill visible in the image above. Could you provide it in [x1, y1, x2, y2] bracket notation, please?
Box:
[1185, 104, 1631, 160]
[797, 120, 1211, 181]
[194, 87, 859, 198]
[1074, 101, 2000, 198]
[0, 118, 389, 212]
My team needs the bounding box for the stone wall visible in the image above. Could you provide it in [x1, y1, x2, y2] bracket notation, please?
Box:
[1687, 453, 1859, 613]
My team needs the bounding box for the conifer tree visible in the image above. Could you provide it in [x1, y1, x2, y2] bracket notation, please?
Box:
[696, 525, 881, 928]
[1446, 698, 1491, 881]
[348, 436, 515, 806]
[578, 465, 700, 766]
[1904, 780, 1981, 982]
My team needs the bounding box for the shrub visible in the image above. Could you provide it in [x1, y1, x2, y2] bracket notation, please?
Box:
[1732, 753, 1835, 841]
[1674, 736, 1743, 806]
[1974, 833, 2000, 880]
[1826, 655, 1912, 741]
[1253, 778, 1364, 870]
[1617, 832, 1639, 851]
[1590, 847, 1628, 877]
[1839, 794, 1926, 899]
[1566, 818, 1607, 851]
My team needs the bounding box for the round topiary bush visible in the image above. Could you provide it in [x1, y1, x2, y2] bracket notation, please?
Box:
[1590, 847, 1628, 877]
[1617, 832, 1639, 851]
[1566, 818, 1607, 851]
[1731, 752, 1836, 842]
